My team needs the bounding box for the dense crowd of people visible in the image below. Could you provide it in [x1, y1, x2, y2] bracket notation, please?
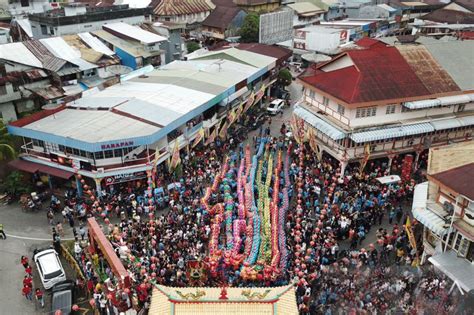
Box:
[21, 117, 463, 314]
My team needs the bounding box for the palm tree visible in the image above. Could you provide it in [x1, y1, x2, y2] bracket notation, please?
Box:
[0, 120, 16, 161]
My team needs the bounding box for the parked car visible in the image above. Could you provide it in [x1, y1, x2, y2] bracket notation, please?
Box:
[51, 280, 75, 315]
[266, 99, 285, 115]
[33, 248, 66, 290]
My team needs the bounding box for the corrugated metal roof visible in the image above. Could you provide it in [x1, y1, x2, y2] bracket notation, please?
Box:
[24, 108, 160, 143]
[299, 42, 432, 104]
[350, 122, 434, 143]
[419, 38, 474, 91]
[202, 5, 242, 30]
[28, 85, 65, 100]
[0, 42, 43, 68]
[412, 182, 450, 236]
[103, 22, 167, 44]
[39, 37, 98, 71]
[429, 250, 474, 292]
[153, 0, 215, 16]
[288, 2, 324, 14]
[294, 105, 346, 140]
[189, 47, 276, 69]
[92, 30, 160, 58]
[396, 44, 460, 94]
[23, 40, 68, 72]
[78, 32, 115, 57]
[16, 19, 33, 38]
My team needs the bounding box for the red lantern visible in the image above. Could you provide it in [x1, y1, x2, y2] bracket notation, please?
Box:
[77, 174, 82, 179]
[83, 185, 89, 190]
[72, 305, 79, 311]
[80, 179, 85, 185]
[55, 310, 62, 315]
[90, 196, 95, 201]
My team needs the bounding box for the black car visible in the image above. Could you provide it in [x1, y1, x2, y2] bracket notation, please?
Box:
[51, 280, 75, 315]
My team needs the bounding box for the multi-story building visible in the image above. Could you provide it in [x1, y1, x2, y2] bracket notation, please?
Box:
[200, 0, 246, 41]
[295, 37, 474, 175]
[151, 0, 215, 30]
[28, 4, 149, 39]
[233, 0, 280, 12]
[6, 0, 62, 16]
[7, 47, 281, 193]
[0, 33, 122, 122]
[285, 2, 326, 28]
[141, 21, 185, 64]
[92, 22, 167, 69]
[412, 141, 474, 293]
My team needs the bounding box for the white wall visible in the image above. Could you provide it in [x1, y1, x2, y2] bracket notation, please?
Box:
[8, 0, 52, 16]
[30, 15, 147, 38]
[305, 87, 474, 129]
[320, 55, 354, 72]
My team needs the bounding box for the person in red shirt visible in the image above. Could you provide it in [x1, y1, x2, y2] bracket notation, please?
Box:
[22, 285, 32, 301]
[35, 288, 44, 308]
[23, 275, 33, 288]
[21, 256, 29, 269]
[25, 264, 33, 276]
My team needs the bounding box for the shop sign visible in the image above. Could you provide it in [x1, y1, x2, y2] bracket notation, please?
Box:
[101, 141, 134, 150]
[104, 171, 147, 186]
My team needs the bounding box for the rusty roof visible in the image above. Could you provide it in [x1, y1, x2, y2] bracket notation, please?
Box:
[421, 9, 474, 24]
[152, 0, 215, 16]
[202, 5, 242, 30]
[299, 40, 432, 104]
[23, 40, 68, 72]
[429, 163, 474, 200]
[396, 44, 460, 94]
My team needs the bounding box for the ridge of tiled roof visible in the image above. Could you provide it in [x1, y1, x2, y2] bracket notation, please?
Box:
[153, 0, 215, 16]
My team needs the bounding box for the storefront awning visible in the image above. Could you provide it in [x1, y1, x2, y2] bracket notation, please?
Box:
[429, 250, 474, 293]
[412, 182, 450, 236]
[294, 105, 346, 140]
[350, 122, 434, 143]
[404, 93, 474, 109]
[404, 99, 441, 109]
[9, 159, 74, 180]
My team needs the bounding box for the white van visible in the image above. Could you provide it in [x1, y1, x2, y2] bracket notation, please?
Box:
[33, 248, 66, 290]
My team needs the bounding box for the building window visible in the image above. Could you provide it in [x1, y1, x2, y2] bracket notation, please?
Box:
[322, 96, 329, 106]
[308, 90, 315, 99]
[337, 104, 345, 115]
[458, 104, 465, 112]
[453, 233, 470, 257]
[386, 104, 396, 114]
[104, 150, 114, 159]
[32, 139, 44, 147]
[95, 151, 104, 160]
[113, 148, 123, 158]
[355, 106, 377, 118]
[40, 25, 47, 35]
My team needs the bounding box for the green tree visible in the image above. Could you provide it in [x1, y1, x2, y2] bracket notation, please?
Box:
[278, 68, 292, 86]
[239, 12, 259, 43]
[0, 120, 15, 161]
[186, 41, 201, 54]
[1, 171, 31, 196]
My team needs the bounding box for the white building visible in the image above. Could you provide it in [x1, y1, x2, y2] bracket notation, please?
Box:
[7, 48, 278, 193]
[412, 142, 474, 293]
[295, 37, 474, 175]
[28, 4, 149, 39]
[285, 2, 326, 28]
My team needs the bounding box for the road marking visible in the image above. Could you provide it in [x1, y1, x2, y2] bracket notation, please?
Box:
[5, 234, 75, 241]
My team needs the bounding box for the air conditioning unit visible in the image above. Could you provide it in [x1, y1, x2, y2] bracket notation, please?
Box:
[97, 168, 104, 174]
